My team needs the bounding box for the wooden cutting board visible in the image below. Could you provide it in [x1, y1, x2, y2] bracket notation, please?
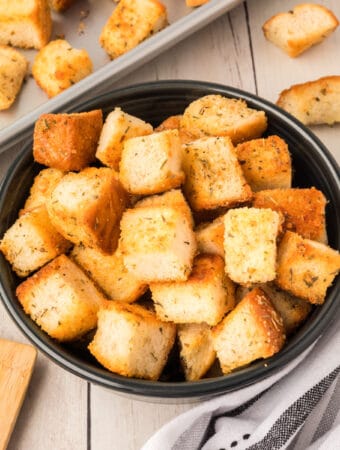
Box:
[0, 339, 37, 450]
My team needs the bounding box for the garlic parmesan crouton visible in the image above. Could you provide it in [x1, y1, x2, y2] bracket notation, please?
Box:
[33, 110, 103, 171]
[119, 129, 184, 195]
[47, 168, 128, 254]
[182, 136, 252, 211]
[212, 288, 285, 374]
[263, 4, 339, 58]
[96, 107, 153, 170]
[236, 135, 292, 192]
[88, 301, 176, 380]
[99, 0, 167, 59]
[223, 207, 283, 285]
[0, 46, 28, 110]
[155, 115, 195, 144]
[181, 95, 268, 144]
[71, 244, 147, 303]
[0, 206, 71, 278]
[276, 76, 340, 125]
[150, 254, 235, 326]
[49, 0, 76, 12]
[16, 255, 106, 342]
[0, 0, 52, 50]
[276, 231, 340, 305]
[119, 205, 196, 282]
[177, 323, 216, 381]
[32, 39, 93, 98]
[253, 187, 328, 243]
[195, 216, 224, 258]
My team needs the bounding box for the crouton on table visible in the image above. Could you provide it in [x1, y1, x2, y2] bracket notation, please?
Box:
[0, 45, 28, 110]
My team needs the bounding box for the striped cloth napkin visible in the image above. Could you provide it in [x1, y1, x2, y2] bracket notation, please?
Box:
[142, 307, 340, 450]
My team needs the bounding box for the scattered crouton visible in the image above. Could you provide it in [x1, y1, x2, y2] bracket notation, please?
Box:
[49, 0, 76, 12]
[155, 115, 195, 144]
[0, 45, 28, 110]
[195, 215, 224, 258]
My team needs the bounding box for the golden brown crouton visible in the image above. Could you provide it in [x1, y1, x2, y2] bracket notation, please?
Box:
[223, 207, 283, 285]
[151, 254, 235, 326]
[88, 301, 176, 380]
[47, 167, 128, 254]
[186, 0, 209, 6]
[253, 187, 328, 243]
[276, 231, 340, 304]
[96, 107, 153, 170]
[119, 129, 185, 195]
[99, 0, 168, 59]
[236, 135, 292, 192]
[16, 254, 106, 341]
[212, 287, 285, 374]
[182, 136, 252, 211]
[119, 205, 196, 282]
[0, 206, 71, 277]
[71, 244, 147, 303]
[32, 39, 93, 98]
[181, 95, 268, 144]
[0, 0, 52, 49]
[155, 115, 195, 144]
[263, 4, 339, 57]
[0, 45, 28, 110]
[48, 0, 76, 12]
[33, 110, 103, 171]
[195, 215, 224, 258]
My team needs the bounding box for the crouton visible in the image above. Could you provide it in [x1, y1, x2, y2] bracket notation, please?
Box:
[212, 287, 285, 374]
[236, 135, 292, 192]
[88, 301, 176, 380]
[47, 167, 128, 254]
[276, 76, 340, 125]
[276, 231, 340, 304]
[33, 110, 103, 171]
[49, 0, 76, 12]
[180, 95, 268, 144]
[262, 4, 339, 57]
[32, 39, 93, 98]
[99, 0, 168, 59]
[0, 206, 71, 277]
[223, 207, 283, 285]
[71, 244, 147, 303]
[186, 0, 209, 7]
[155, 115, 195, 144]
[96, 107, 153, 170]
[16, 254, 106, 341]
[119, 129, 185, 195]
[177, 323, 216, 381]
[150, 254, 235, 326]
[182, 136, 252, 211]
[119, 205, 196, 282]
[0, 45, 28, 110]
[253, 187, 328, 243]
[195, 216, 224, 258]
[0, 0, 52, 50]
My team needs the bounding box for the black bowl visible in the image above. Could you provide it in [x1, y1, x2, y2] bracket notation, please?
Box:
[0, 80, 339, 401]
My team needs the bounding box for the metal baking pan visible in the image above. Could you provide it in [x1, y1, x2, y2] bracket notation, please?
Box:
[0, 0, 243, 154]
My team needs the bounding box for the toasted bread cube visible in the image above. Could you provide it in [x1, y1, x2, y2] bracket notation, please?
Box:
[0, 0, 52, 50]
[96, 107, 153, 170]
[236, 135, 292, 192]
[151, 255, 235, 325]
[253, 188, 327, 243]
[49, 0, 76, 12]
[183, 136, 252, 211]
[88, 301, 176, 380]
[223, 207, 283, 285]
[181, 95, 267, 144]
[276, 231, 340, 304]
[119, 205, 196, 282]
[277, 76, 340, 126]
[0, 45, 28, 110]
[263, 4, 339, 58]
[16, 255, 106, 341]
[155, 115, 195, 144]
[177, 323, 216, 381]
[71, 244, 147, 303]
[47, 167, 128, 254]
[33, 110, 103, 171]
[119, 129, 184, 195]
[32, 39, 93, 98]
[212, 288, 285, 374]
[195, 216, 224, 258]
[186, 0, 209, 7]
[0, 206, 71, 277]
[99, 0, 167, 59]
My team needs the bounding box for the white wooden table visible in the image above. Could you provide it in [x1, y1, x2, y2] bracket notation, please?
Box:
[1, 1, 340, 449]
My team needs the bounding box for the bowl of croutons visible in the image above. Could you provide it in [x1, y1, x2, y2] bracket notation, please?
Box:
[0, 80, 339, 400]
